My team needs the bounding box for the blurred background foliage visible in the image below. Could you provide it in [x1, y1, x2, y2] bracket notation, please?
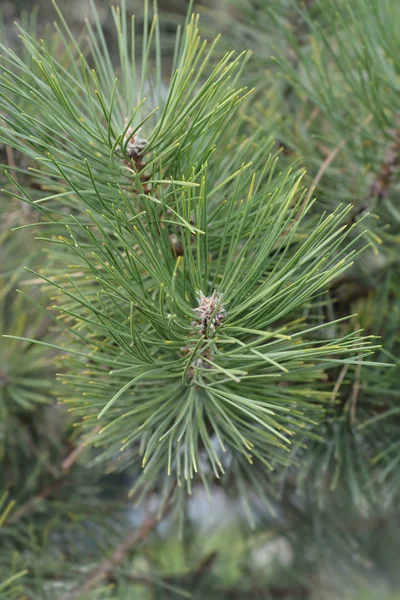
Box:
[1, 1, 400, 599]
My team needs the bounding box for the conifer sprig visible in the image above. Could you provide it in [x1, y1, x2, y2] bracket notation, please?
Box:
[0, 1, 380, 507]
[7, 168, 378, 502]
[0, 0, 250, 219]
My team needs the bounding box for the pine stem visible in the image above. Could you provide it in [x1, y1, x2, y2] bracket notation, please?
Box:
[73, 502, 172, 598]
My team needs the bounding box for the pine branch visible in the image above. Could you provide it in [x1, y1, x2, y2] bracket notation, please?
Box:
[369, 120, 400, 202]
[299, 113, 373, 222]
[61, 426, 101, 471]
[119, 551, 218, 592]
[0, 0, 388, 532]
[73, 502, 173, 598]
[5, 479, 65, 526]
[349, 360, 362, 425]
[4, 426, 97, 526]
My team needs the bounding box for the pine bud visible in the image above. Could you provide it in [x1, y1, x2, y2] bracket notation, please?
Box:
[192, 290, 226, 337]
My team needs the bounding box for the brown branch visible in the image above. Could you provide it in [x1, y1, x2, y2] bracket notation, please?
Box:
[120, 551, 218, 591]
[348, 115, 400, 224]
[369, 122, 400, 202]
[5, 426, 100, 527]
[4, 142, 16, 172]
[0, 119, 16, 173]
[61, 426, 100, 471]
[191, 551, 218, 585]
[304, 106, 320, 129]
[349, 360, 362, 425]
[295, 113, 373, 222]
[331, 363, 350, 403]
[6, 479, 65, 526]
[73, 503, 172, 599]
[26, 438, 59, 479]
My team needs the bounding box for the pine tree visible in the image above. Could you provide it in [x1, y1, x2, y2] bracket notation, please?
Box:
[1, 1, 399, 598]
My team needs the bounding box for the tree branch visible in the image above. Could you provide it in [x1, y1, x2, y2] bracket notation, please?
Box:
[72, 502, 172, 598]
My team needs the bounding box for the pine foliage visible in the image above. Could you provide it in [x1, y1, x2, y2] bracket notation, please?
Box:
[1, 0, 400, 598]
[0, 0, 378, 507]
